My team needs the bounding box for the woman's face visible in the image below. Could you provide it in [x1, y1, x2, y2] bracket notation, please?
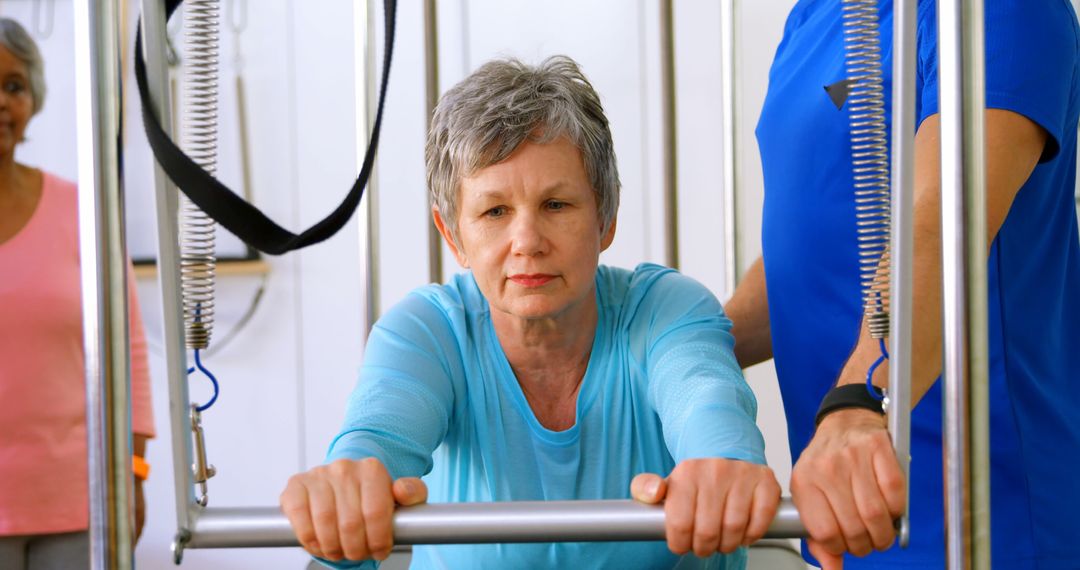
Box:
[0, 45, 32, 156]
[436, 136, 616, 322]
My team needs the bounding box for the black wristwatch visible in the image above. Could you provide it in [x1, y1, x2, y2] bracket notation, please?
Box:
[814, 384, 889, 427]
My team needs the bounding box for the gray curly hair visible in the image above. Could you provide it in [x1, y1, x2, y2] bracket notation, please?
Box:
[0, 18, 45, 115]
[426, 56, 620, 244]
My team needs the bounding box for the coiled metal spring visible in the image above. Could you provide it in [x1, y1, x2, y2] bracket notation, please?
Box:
[180, 0, 220, 350]
[842, 0, 891, 339]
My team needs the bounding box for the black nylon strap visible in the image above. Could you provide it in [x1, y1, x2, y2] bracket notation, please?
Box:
[814, 383, 888, 427]
[134, 0, 397, 255]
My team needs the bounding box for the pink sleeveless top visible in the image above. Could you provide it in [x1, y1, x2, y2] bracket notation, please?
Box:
[0, 172, 154, 535]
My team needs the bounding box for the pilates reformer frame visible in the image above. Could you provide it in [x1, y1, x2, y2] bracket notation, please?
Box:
[75, 0, 989, 567]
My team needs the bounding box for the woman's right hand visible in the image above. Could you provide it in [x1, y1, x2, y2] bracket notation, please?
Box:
[280, 457, 428, 562]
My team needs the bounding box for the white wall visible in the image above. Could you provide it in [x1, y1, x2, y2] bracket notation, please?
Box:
[15, 1, 802, 568]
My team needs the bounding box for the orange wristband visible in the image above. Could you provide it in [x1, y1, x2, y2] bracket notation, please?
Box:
[132, 455, 150, 480]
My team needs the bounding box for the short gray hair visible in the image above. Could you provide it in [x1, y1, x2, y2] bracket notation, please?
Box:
[426, 56, 620, 243]
[0, 18, 45, 115]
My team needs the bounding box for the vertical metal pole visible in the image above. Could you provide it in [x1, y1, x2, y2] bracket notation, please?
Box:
[139, 0, 198, 553]
[888, 0, 917, 550]
[75, 0, 134, 567]
[424, 0, 443, 284]
[938, 0, 990, 568]
[720, 0, 738, 294]
[357, 0, 381, 327]
[659, 0, 679, 270]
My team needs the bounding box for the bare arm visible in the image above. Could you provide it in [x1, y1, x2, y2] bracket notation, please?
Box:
[793, 109, 1048, 569]
[835, 109, 1047, 397]
[723, 256, 772, 369]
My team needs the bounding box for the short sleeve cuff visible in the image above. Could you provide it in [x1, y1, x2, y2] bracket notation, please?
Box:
[920, 90, 1066, 163]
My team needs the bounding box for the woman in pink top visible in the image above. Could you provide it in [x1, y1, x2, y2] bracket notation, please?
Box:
[0, 18, 154, 569]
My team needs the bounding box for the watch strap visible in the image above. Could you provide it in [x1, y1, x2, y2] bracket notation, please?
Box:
[815, 384, 888, 427]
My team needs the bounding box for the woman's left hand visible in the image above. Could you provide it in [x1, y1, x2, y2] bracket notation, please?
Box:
[631, 459, 781, 557]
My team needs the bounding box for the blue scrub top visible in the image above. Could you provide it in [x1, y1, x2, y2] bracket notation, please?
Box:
[756, 1, 1080, 567]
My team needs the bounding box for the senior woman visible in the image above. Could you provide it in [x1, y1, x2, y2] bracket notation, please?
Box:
[281, 56, 779, 569]
[0, 17, 155, 568]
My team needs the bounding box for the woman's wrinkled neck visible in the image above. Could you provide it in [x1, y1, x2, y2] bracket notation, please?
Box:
[490, 286, 599, 376]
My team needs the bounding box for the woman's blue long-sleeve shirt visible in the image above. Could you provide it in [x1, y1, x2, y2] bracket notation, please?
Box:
[323, 263, 766, 569]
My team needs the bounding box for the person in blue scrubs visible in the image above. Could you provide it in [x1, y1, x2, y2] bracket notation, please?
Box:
[727, 1, 1080, 568]
[280, 56, 782, 569]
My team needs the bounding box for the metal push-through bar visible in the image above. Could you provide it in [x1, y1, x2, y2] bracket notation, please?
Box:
[886, 0, 917, 549]
[186, 499, 805, 549]
[139, 0, 200, 544]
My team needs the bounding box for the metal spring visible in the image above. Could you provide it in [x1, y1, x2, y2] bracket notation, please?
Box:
[180, 0, 220, 350]
[842, 0, 891, 339]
